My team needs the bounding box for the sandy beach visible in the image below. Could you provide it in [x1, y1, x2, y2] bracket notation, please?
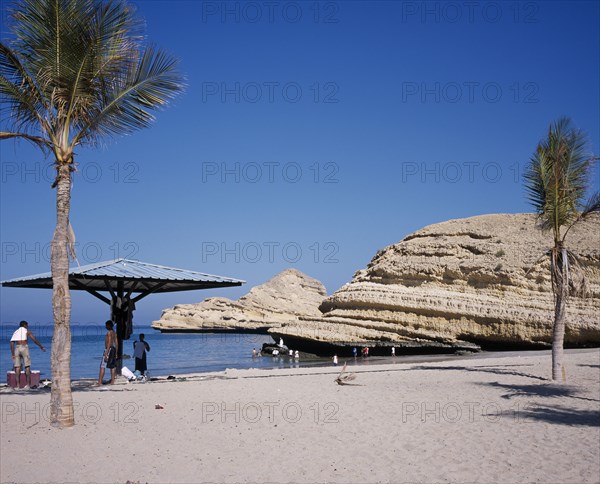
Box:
[1, 348, 599, 484]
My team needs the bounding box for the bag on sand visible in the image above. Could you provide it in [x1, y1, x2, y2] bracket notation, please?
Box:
[121, 366, 136, 381]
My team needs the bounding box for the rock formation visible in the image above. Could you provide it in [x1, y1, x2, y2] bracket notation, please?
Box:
[152, 268, 327, 332]
[273, 213, 600, 353]
[154, 214, 600, 355]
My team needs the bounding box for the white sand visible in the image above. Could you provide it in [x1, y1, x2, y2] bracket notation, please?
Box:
[1, 349, 599, 484]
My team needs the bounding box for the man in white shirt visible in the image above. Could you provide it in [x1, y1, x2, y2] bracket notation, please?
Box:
[10, 321, 46, 389]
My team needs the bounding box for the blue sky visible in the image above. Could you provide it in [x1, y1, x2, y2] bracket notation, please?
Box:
[1, 0, 599, 325]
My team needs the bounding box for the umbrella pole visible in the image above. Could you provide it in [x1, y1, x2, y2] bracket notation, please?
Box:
[111, 290, 126, 376]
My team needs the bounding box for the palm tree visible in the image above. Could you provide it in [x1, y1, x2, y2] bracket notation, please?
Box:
[524, 117, 599, 381]
[0, 0, 183, 426]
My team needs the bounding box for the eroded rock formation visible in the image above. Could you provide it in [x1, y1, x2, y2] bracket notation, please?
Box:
[154, 214, 600, 354]
[152, 268, 327, 332]
[275, 213, 600, 352]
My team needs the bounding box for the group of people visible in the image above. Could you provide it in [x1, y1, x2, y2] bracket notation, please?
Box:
[334, 346, 396, 366]
[96, 320, 150, 385]
[252, 347, 300, 358]
[351, 346, 371, 358]
[10, 321, 400, 389]
[9, 320, 150, 389]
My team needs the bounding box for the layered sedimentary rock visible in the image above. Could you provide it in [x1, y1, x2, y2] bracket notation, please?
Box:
[154, 214, 600, 354]
[276, 213, 598, 352]
[152, 268, 327, 332]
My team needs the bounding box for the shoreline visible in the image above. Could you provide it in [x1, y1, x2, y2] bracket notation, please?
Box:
[3, 322, 598, 382]
[2, 347, 597, 391]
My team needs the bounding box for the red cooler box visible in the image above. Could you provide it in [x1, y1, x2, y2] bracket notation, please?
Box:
[6, 371, 41, 388]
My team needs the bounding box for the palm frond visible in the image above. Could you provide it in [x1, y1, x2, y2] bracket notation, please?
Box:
[0, 43, 53, 139]
[64, 0, 146, 128]
[0, 131, 51, 150]
[74, 45, 184, 144]
[524, 117, 597, 242]
[566, 251, 587, 298]
[524, 146, 547, 215]
[580, 190, 600, 217]
[2, 0, 183, 150]
[9, 0, 96, 105]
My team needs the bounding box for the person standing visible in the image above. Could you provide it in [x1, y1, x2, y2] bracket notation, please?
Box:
[391, 347, 396, 357]
[133, 333, 150, 377]
[97, 321, 117, 385]
[10, 321, 45, 389]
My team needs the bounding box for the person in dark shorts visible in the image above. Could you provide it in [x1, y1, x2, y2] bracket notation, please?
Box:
[97, 321, 117, 385]
[133, 333, 150, 377]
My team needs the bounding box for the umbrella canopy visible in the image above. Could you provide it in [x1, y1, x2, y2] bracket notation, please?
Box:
[1, 258, 245, 303]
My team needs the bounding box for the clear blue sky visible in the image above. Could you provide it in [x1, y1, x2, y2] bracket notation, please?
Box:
[1, 0, 599, 325]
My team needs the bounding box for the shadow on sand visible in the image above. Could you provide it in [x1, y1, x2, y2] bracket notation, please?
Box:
[482, 380, 599, 402]
[413, 364, 548, 382]
[501, 403, 600, 427]
[414, 363, 599, 427]
[478, 381, 600, 427]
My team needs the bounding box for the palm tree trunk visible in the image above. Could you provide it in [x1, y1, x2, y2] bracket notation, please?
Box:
[50, 161, 74, 427]
[551, 247, 568, 381]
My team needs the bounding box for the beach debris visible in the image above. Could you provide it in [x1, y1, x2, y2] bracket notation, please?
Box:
[121, 366, 136, 381]
[335, 363, 357, 385]
[155, 404, 164, 410]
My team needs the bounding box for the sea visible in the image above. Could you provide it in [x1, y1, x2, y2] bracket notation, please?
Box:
[2, 323, 488, 382]
[1, 323, 337, 380]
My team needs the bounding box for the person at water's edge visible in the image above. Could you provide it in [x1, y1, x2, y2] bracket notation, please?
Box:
[10, 320, 45, 389]
[97, 321, 117, 385]
[133, 333, 150, 376]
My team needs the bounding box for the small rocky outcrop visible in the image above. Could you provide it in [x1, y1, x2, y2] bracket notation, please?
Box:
[152, 269, 327, 332]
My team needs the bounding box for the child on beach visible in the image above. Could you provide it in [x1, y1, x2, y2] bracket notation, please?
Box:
[133, 333, 150, 377]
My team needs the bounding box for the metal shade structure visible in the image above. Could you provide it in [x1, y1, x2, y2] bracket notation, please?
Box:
[1, 258, 245, 301]
[1, 259, 245, 371]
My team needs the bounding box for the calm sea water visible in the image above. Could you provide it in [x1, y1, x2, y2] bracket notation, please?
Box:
[1, 324, 331, 380]
[2, 324, 480, 382]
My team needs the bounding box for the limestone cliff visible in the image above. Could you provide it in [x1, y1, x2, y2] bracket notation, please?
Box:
[152, 268, 327, 331]
[153, 214, 600, 354]
[279, 213, 598, 351]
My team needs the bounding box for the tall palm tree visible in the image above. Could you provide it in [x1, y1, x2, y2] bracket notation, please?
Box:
[524, 117, 599, 381]
[0, 0, 184, 426]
